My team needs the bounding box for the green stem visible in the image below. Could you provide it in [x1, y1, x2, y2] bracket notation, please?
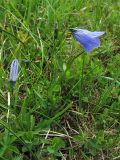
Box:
[79, 52, 85, 107]
[67, 51, 84, 68]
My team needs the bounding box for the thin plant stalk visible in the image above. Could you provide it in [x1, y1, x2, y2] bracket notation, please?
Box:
[79, 52, 85, 107]
[7, 92, 10, 123]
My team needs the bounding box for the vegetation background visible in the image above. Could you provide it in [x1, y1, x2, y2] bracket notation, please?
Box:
[0, 0, 120, 160]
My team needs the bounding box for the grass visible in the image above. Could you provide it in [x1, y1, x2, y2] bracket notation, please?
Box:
[0, 0, 120, 159]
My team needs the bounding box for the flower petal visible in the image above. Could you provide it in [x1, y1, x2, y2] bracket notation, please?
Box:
[74, 29, 104, 37]
[85, 31, 104, 38]
[74, 32, 101, 53]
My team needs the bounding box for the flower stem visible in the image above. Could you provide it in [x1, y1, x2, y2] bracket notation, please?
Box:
[79, 52, 85, 107]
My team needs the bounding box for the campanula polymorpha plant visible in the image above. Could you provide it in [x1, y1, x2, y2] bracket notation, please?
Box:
[70, 28, 104, 53]
[9, 59, 19, 87]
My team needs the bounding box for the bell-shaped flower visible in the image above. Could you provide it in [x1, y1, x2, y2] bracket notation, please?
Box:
[9, 59, 19, 82]
[70, 28, 104, 53]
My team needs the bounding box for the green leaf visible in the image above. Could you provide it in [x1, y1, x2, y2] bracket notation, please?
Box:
[47, 137, 65, 155]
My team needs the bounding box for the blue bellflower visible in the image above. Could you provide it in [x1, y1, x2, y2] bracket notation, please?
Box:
[9, 59, 19, 82]
[70, 28, 104, 53]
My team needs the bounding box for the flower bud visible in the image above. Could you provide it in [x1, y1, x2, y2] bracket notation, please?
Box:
[9, 59, 19, 82]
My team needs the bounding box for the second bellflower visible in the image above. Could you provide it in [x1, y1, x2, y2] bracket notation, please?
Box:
[9, 59, 19, 82]
[70, 28, 104, 53]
